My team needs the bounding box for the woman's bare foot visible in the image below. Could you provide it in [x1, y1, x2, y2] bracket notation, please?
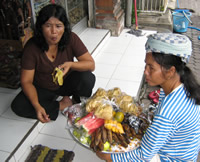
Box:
[59, 96, 73, 111]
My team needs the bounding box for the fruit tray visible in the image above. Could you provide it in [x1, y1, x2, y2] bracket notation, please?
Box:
[64, 88, 152, 154]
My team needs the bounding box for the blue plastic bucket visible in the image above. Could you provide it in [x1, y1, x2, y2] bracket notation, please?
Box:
[172, 11, 192, 33]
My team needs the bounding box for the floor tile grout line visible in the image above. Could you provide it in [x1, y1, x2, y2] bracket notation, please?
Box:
[0, 149, 10, 154]
[93, 33, 130, 89]
[94, 50, 127, 56]
[96, 75, 143, 83]
[92, 32, 111, 59]
[37, 132, 74, 141]
[91, 30, 111, 55]
[104, 35, 138, 89]
[5, 120, 39, 161]
[115, 35, 136, 68]
[0, 115, 36, 124]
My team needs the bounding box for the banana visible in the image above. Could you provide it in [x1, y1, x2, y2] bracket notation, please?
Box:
[107, 129, 113, 144]
[52, 67, 63, 86]
[101, 127, 107, 143]
[104, 120, 124, 134]
[95, 128, 102, 146]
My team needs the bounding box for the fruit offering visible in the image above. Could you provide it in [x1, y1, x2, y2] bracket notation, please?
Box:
[69, 87, 152, 153]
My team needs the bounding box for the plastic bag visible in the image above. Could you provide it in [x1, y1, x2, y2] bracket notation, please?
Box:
[62, 103, 85, 128]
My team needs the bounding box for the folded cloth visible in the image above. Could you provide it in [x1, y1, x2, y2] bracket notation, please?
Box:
[145, 33, 192, 63]
[25, 145, 75, 162]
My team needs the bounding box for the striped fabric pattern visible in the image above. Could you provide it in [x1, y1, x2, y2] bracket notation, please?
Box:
[111, 84, 200, 162]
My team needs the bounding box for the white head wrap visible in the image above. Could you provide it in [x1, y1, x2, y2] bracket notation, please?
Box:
[145, 33, 192, 63]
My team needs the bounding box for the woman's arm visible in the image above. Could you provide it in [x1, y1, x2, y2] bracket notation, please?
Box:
[59, 52, 95, 75]
[96, 151, 112, 162]
[110, 115, 173, 161]
[95, 115, 173, 162]
[21, 69, 50, 123]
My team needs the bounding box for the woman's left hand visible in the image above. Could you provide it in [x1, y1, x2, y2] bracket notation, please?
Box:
[96, 151, 112, 162]
[58, 62, 72, 76]
[58, 52, 95, 76]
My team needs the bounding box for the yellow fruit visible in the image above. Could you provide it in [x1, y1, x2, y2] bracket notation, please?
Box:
[104, 119, 124, 134]
[57, 71, 63, 85]
[117, 123, 124, 134]
[114, 112, 124, 123]
[52, 67, 63, 86]
[103, 141, 111, 151]
[112, 127, 117, 133]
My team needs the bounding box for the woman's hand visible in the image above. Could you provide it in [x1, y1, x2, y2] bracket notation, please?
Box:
[96, 152, 112, 162]
[21, 69, 50, 123]
[58, 52, 95, 76]
[58, 62, 72, 76]
[35, 107, 50, 123]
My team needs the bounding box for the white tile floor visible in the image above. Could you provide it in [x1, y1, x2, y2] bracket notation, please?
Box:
[0, 27, 156, 162]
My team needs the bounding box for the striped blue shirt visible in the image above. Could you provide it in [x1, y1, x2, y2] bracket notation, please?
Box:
[112, 84, 200, 161]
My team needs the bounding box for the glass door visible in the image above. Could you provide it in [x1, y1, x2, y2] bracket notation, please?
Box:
[31, 0, 88, 28]
[67, 0, 88, 27]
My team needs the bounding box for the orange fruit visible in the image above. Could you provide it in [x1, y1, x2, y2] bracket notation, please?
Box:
[114, 112, 124, 123]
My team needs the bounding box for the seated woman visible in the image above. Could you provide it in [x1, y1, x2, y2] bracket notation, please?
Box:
[96, 33, 200, 161]
[11, 4, 96, 123]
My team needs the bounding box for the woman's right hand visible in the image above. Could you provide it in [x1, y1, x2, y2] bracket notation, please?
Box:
[35, 107, 50, 123]
[21, 69, 50, 123]
[96, 152, 112, 162]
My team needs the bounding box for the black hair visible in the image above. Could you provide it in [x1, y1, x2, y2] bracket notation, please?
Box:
[34, 4, 71, 52]
[152, 52, 200, 105]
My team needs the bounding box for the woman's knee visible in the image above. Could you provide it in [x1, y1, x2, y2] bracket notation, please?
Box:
[11, 97, 17, 113]
[11, 93, 22, 111]
[81, 71, 96, 89]
[11, 92, 36, 118]
[11, 97, 25, 116]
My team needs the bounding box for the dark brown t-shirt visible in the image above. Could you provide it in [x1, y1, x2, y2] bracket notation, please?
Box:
[21, 32, 88, 90]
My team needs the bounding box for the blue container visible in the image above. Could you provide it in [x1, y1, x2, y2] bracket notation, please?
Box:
[172, 11, 192, 33]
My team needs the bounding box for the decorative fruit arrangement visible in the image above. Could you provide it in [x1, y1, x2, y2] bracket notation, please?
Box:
[66, 87, 153, 153]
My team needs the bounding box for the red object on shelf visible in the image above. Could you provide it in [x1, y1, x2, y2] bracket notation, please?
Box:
[148, 90, 160, 104]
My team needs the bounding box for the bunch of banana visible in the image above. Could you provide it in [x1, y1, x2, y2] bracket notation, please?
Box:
[104, 120, 124, 134]
[52, 67, 63, 86]
[90, 126, 110, 152]
[90, 125, 130, 152]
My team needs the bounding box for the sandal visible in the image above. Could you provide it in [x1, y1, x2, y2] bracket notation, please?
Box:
[148, 90, 160, 104]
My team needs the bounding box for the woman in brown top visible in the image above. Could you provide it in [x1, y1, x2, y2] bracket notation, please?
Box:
[11, 4, 95, 123]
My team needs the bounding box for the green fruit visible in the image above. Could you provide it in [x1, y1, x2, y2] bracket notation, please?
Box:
[80, 136, 88, 144]
[103, 141, 111, 151]
[74, 117, 81, 123]
[114, 112, 124, 123]
[86, 137, 91, 145]
[73, 129, 81, 139]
